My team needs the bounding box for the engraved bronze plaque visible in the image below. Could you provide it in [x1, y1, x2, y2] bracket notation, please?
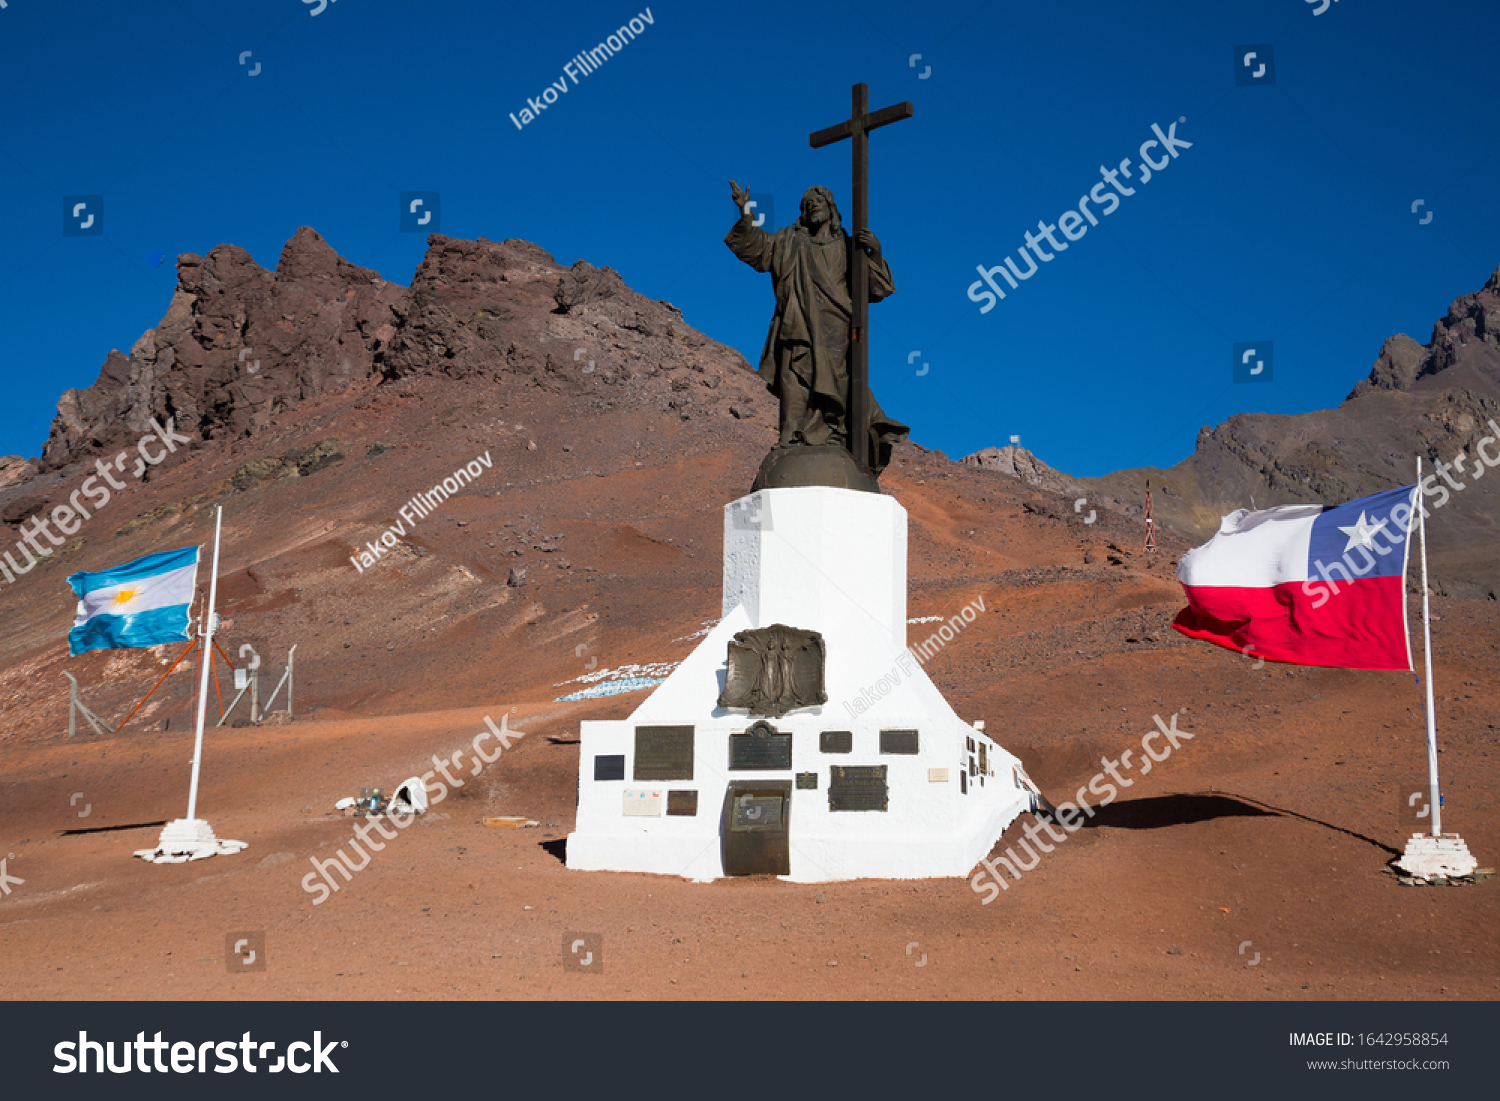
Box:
[717, 624, 827, 718]
[960, 770, 967, 795]
[634, 725, 694, 781]
[796, 772, 818, 790]
[729, 723, 792, 770]
[667, 790, 698, 816]
[828, 765, 888, 812]
[820, 730, 852, 754]
[979, 743, 987, 773]
[880, 728, 919, 755]
[593, 754, 625, 781]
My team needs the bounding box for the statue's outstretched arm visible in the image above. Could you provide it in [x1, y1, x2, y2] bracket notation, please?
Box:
[725, 180, 774, 272]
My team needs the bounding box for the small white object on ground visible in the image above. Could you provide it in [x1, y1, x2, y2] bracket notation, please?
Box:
[389, 776, 428, 815]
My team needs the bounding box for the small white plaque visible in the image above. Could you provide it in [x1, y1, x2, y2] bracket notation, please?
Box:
[622, 790, 663, 817]
[928, 768, 950, 783]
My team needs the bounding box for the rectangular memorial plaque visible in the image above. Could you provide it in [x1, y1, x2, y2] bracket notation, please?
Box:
[828, 765, 889, 812]
[623, 790, 663, 816]
[929, 767, 949, 783]
[634, 725, 694, 781]
[960, 770, 967, 794]
[729, 731, 792, 770]
[594, 754, 625, 782]
[667, 790, 698, 816]
[880, 728, 919, 755]
[979, 744, 988, 773]
[796, 772, 818, 790]
[820, 730, 852, 754]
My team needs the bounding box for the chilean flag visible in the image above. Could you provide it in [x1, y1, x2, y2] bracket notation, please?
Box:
[1172, 484, 1421, 671]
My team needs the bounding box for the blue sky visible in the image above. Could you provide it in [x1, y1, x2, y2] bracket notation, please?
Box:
[2, 0, 1497, 477]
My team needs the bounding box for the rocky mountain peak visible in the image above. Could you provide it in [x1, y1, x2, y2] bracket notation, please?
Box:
[1349, 263, 1500, 401]
[35, 228, 764, 475]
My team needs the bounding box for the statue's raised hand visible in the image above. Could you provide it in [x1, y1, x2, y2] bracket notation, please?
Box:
[730, 180, 753, 220]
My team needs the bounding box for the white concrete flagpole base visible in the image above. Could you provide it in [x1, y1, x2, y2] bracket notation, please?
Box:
[1394, 833, 1478, 881]
[134, 817, 248, 864]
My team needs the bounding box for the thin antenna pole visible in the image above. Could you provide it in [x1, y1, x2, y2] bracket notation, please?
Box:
[1143, 479, 1157, 554]
[1416, 458, 1441, 838]
[186, 505, 223, 822]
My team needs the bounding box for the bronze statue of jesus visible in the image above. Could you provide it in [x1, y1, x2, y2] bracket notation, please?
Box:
[726, 182, 909, 487]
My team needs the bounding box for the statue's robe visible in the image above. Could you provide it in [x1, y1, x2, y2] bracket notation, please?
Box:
[726, 215, 909, 473]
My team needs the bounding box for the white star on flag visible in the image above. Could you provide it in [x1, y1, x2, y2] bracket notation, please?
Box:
[1337, 510, 1389, 552]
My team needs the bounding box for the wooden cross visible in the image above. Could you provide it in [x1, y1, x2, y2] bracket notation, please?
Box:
[809, 83, 913, 474]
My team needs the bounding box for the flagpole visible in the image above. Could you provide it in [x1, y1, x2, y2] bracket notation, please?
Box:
[185, 505, 222, 822]
[1416, 458, 1441, 838]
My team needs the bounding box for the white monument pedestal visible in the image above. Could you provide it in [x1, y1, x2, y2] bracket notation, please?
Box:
[566, 486, 1035, 883]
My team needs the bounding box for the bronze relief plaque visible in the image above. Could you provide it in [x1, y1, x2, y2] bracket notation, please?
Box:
[667, 790, 699, 816]
[717, 624, 827, 718]
[796, 772, 818, 790]
[828, 765, 889, 812]
[633, 725, 694, 781]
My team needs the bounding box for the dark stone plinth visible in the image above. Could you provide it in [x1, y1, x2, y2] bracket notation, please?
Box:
[751, 444, 880, 494]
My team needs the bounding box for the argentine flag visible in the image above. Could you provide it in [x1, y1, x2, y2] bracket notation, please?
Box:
[67, 546, 199, 656]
